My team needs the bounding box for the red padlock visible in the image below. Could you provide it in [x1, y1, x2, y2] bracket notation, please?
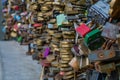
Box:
[76, 23, 91, 37]
[33, 23, 42, 28]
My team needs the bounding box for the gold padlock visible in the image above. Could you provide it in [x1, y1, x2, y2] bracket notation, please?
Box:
[41, 6, 50, 11]
[44, 2, 53, 5]
[60, 44, 73, 48]
[60, 54, 73, 58]
[37, 12, 43, 17]
[37, 17, 44, 21]
[50, 43, 58, 48]
[51, 48, 58, 51]
[60, 67, 73, 71]
[60, 49, 71, 53]
[95, 62, 116, 75]
[53, 33, 62, 38]
[60, 64, 70, 68]
[62, 57, 72, 61]
[60, 41, 72, 45]
[63, 74, 74, 79]
[116, 34, 120, 45]
[38, 0, 44, 4]
[51, 60, 59, 67]
[49, 19, 56, 24]
[60, 60, 70, 64]
[64, 71, 74, 76]
[62, 22, 73, 26]
[63, 35, 75, 39]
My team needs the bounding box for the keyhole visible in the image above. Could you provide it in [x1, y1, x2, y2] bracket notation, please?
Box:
[99, 53, 104, 58]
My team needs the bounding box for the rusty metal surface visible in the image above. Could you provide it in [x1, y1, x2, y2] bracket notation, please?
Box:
[88, 50, 116, 62]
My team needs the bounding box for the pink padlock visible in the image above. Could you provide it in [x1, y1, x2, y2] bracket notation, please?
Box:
[76, 23, 91, 37]
[13, 24, 19, 31]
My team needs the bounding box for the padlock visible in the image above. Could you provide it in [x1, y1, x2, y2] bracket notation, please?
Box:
[51, 37, 60, 43]
[84, 29, 105, 50]
[60, 54, 73, 58]
[109, 0, 120, 19]
[60, 52, 71, 55]
[51, 47, 60, 52]
[56, 14, 68, 27]
[53, 33, 62, 38]
[62, 22, 73, 27]
[88, 50, 116, 62]
[10, 30, 18, 38]
[65, 10, 79, 15]
[76, 23, 91, 37]
[89, 1, 110, 25]
[49, 19, 56, 24]
[37, 12, 43, 17]
[60, 60, 70, 64]
[63, 74, 74, 80]
[50, 43, 59, 48]
[63, 35, 75, 39]
[95, 62, 116, 75]
[60, 67, 73, 72]
[116, 34, 120, 45]
[46, 54, 55, 62]
[60, 40, 72, 45]
[102, 22, 119, 40]
[64, 71, 74, 76]
[66, 15, 79, 20]
[51, 60, 59, 67]
[61, 57, 72, 61]
[77, 72, 87, 80]
[60, 63, 70, 68]
[41, 5, 51, 12]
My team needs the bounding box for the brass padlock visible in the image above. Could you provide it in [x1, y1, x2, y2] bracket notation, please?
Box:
[60, 52, 71, 55]
[60, 44, 73, 48]
[62, 57, 72, 61]
[41, 6, 50, 11]
[63, 35, 75, 39]
[52, 33, 62, 38]
[49, 19, 56, 24]
[60, 54, 73, 58]
[109, 0, 120, 19]
[64, 71, 74, 76]
[63, 74, 74, 80]
[60, 48, 71, 52]
[50, 43, 59, 48]
[51, 37, 60, 43]
[44, 1, 53, 5]
[38, 0, 44, 4]
[51, 47, 60, 52]
[60, 60, 70, 64]
[116, 34, 120, 45]
[51, 60, 59, 67]
[60, 63, 70, 68]
[37, 12, 43, 17]
[95, 62, 116, 75]
[60, 67, 73, 72]
[60, 41, 72, 45]
[37, 17, 44, 21]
